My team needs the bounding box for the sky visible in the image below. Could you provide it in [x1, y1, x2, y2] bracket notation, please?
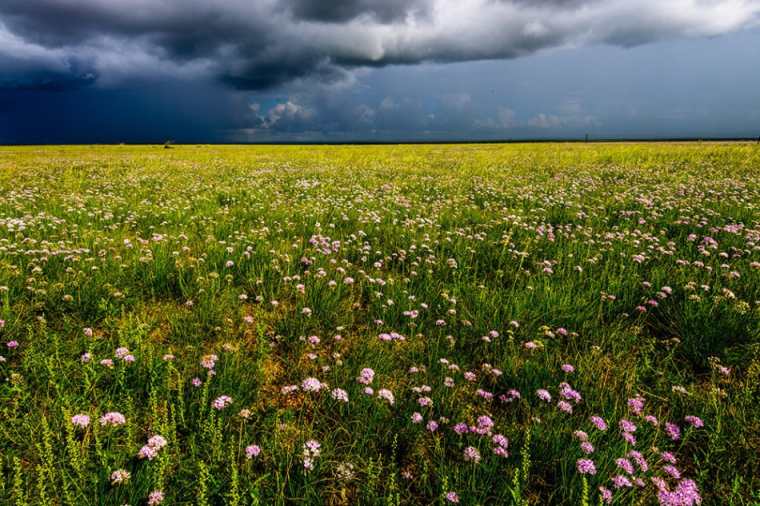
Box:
[1, 0, 760, 143]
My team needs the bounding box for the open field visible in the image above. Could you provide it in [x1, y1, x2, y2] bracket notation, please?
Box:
[0, 143, 758, 505]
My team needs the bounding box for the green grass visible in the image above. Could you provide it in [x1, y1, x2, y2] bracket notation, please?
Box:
[0, 142, 758, 505]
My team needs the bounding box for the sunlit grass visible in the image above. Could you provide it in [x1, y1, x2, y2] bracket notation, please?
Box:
[0, 142, 758, 505]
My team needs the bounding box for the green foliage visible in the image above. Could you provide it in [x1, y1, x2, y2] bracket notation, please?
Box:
[0, 143, 758, 504]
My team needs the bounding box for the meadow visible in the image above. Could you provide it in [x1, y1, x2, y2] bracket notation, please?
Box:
[0, 142, 758, 505]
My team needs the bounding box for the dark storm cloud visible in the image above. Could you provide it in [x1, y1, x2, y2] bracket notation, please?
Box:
[1, 0, 759, 91]
[284, 0, 432, 23]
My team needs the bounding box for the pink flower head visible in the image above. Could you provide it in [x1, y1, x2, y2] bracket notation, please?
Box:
[301, 377, 323, 392]
[665, 422, 681, 441]
[576, 458, 597, 475]
[616, 458, 635, 475]
[619, 419, 637, 433]
[99, 412, 126, 426]
[138, 445, 158, 460]
[211, 395, 233, 410]
[590, 416, 608, 431]
[245, 444, 261, 459]
[463, 446, 481, 463]
[147, 490, 164, 505]
[331, 388, 349, 403]
[71, 414, 90, 428]
[445, 491, 460, 503]
[684, 415, 704, 428]
[377, 389, 395, 405]
[627, 396, 645, 416]
[357, 368, 375, 384]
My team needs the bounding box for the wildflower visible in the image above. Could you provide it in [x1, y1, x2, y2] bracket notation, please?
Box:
[211, 395, 233, 410]
[536, 389, 552, 402]
[657, 478, 702, 506]
[138, 445, 158, 460]
[573, 430, 589, 441]
[665, 422, 681, 441]
[627, 396, 645, 416]
[445, 491, 460, 503]
[80, 352, 93, 363]
[663, 465, 681, 479]
[114, 347, 130, 359]
[200, 354, 218, 370]
[99, 412, 126, 426]
[110, 469, 131, 485]
[463, 446, 481, 463]
[6, 340, 18, 349]
[622, 432, 637, 445]
[147, 490, 164, 505]
[147, 435, 167, 449]
[71, 414, 90, 428]
[331, 388, 349, 403]
[645, 415, 659, 426]
[561, 363, 575, 373]
[619, 418, 637, 433]
[684, 415, 704, 428]
[245, 444, 261, 459]
[580, 441, 595, 454]
[426, 420, 439, 432]
[576, 459, 597, 475]
[411, 412, 423, 424]
[599, 486, 613, 504]
[492, 434, 509, 448]
[557, 400, 573, 414]
[590, 416, 608, 431]
[473, 415, 494, 435]
[559, 383, 582, 403]
[452, 422, 469, 435]
[493, 445, 509, 457]
[661, 451, 677, 464]
[628, 450, 649, 472]
[417, 396, 433, 407]
[377, 389, 395, 405]
[100, 358, 114, 368]
[83, 327, 93, 337]
[302, 377, 323, 392]
[616, 458, 635, 475]
[303, 439, 321, 471]
[191, 377, 202, 387]
[363, 386, 374, 396]
[612, 475, 633, 489]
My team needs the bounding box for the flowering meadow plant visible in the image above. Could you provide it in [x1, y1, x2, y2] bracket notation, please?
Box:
[0, 143, 758, 504]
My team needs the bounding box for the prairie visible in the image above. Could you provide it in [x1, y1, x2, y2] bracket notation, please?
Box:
[0, 143, 758, 505]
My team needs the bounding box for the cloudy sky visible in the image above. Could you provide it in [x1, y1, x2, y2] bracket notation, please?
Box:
[1, 0, 760, 143]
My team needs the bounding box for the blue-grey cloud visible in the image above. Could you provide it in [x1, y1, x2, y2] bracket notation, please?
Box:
[1, 0, 759, 91]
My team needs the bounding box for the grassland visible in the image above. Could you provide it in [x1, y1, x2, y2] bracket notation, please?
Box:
[0, 143, 758, 505]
